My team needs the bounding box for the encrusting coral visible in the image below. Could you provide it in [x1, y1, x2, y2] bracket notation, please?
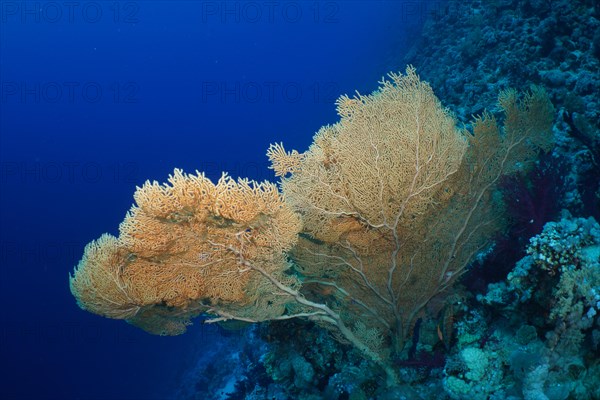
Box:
[70, 67, 554, 385]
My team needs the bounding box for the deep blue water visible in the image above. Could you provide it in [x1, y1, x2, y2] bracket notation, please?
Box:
[0, 1, 432, 399]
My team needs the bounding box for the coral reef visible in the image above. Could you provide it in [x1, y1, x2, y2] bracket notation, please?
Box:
[472, 214, 600, 400]
[404, 0, 599, 219]
[71, 68, 553, 389]
[405, 0, 599, 126]
[69, 0, 600, 397]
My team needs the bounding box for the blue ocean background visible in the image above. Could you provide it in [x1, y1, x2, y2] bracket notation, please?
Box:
[0, 2, 432, 399]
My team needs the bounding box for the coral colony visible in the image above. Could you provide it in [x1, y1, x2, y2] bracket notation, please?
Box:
[70, 0, 600, 397]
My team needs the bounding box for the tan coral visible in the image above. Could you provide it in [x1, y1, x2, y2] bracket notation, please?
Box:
[275, 67, 554, 354]
[266, 142, 305, 177]
[70, 169, 301, 335]
[69, 234, 140, 320]
[71, 68, 554, 384]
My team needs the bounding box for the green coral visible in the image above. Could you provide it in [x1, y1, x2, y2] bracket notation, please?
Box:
[470, 214, 600, 399]
[461, 348, 489, 380]
[529, 214, 600, 355]
[528, 214, 599, 276]
[443, 339, 507, 400]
